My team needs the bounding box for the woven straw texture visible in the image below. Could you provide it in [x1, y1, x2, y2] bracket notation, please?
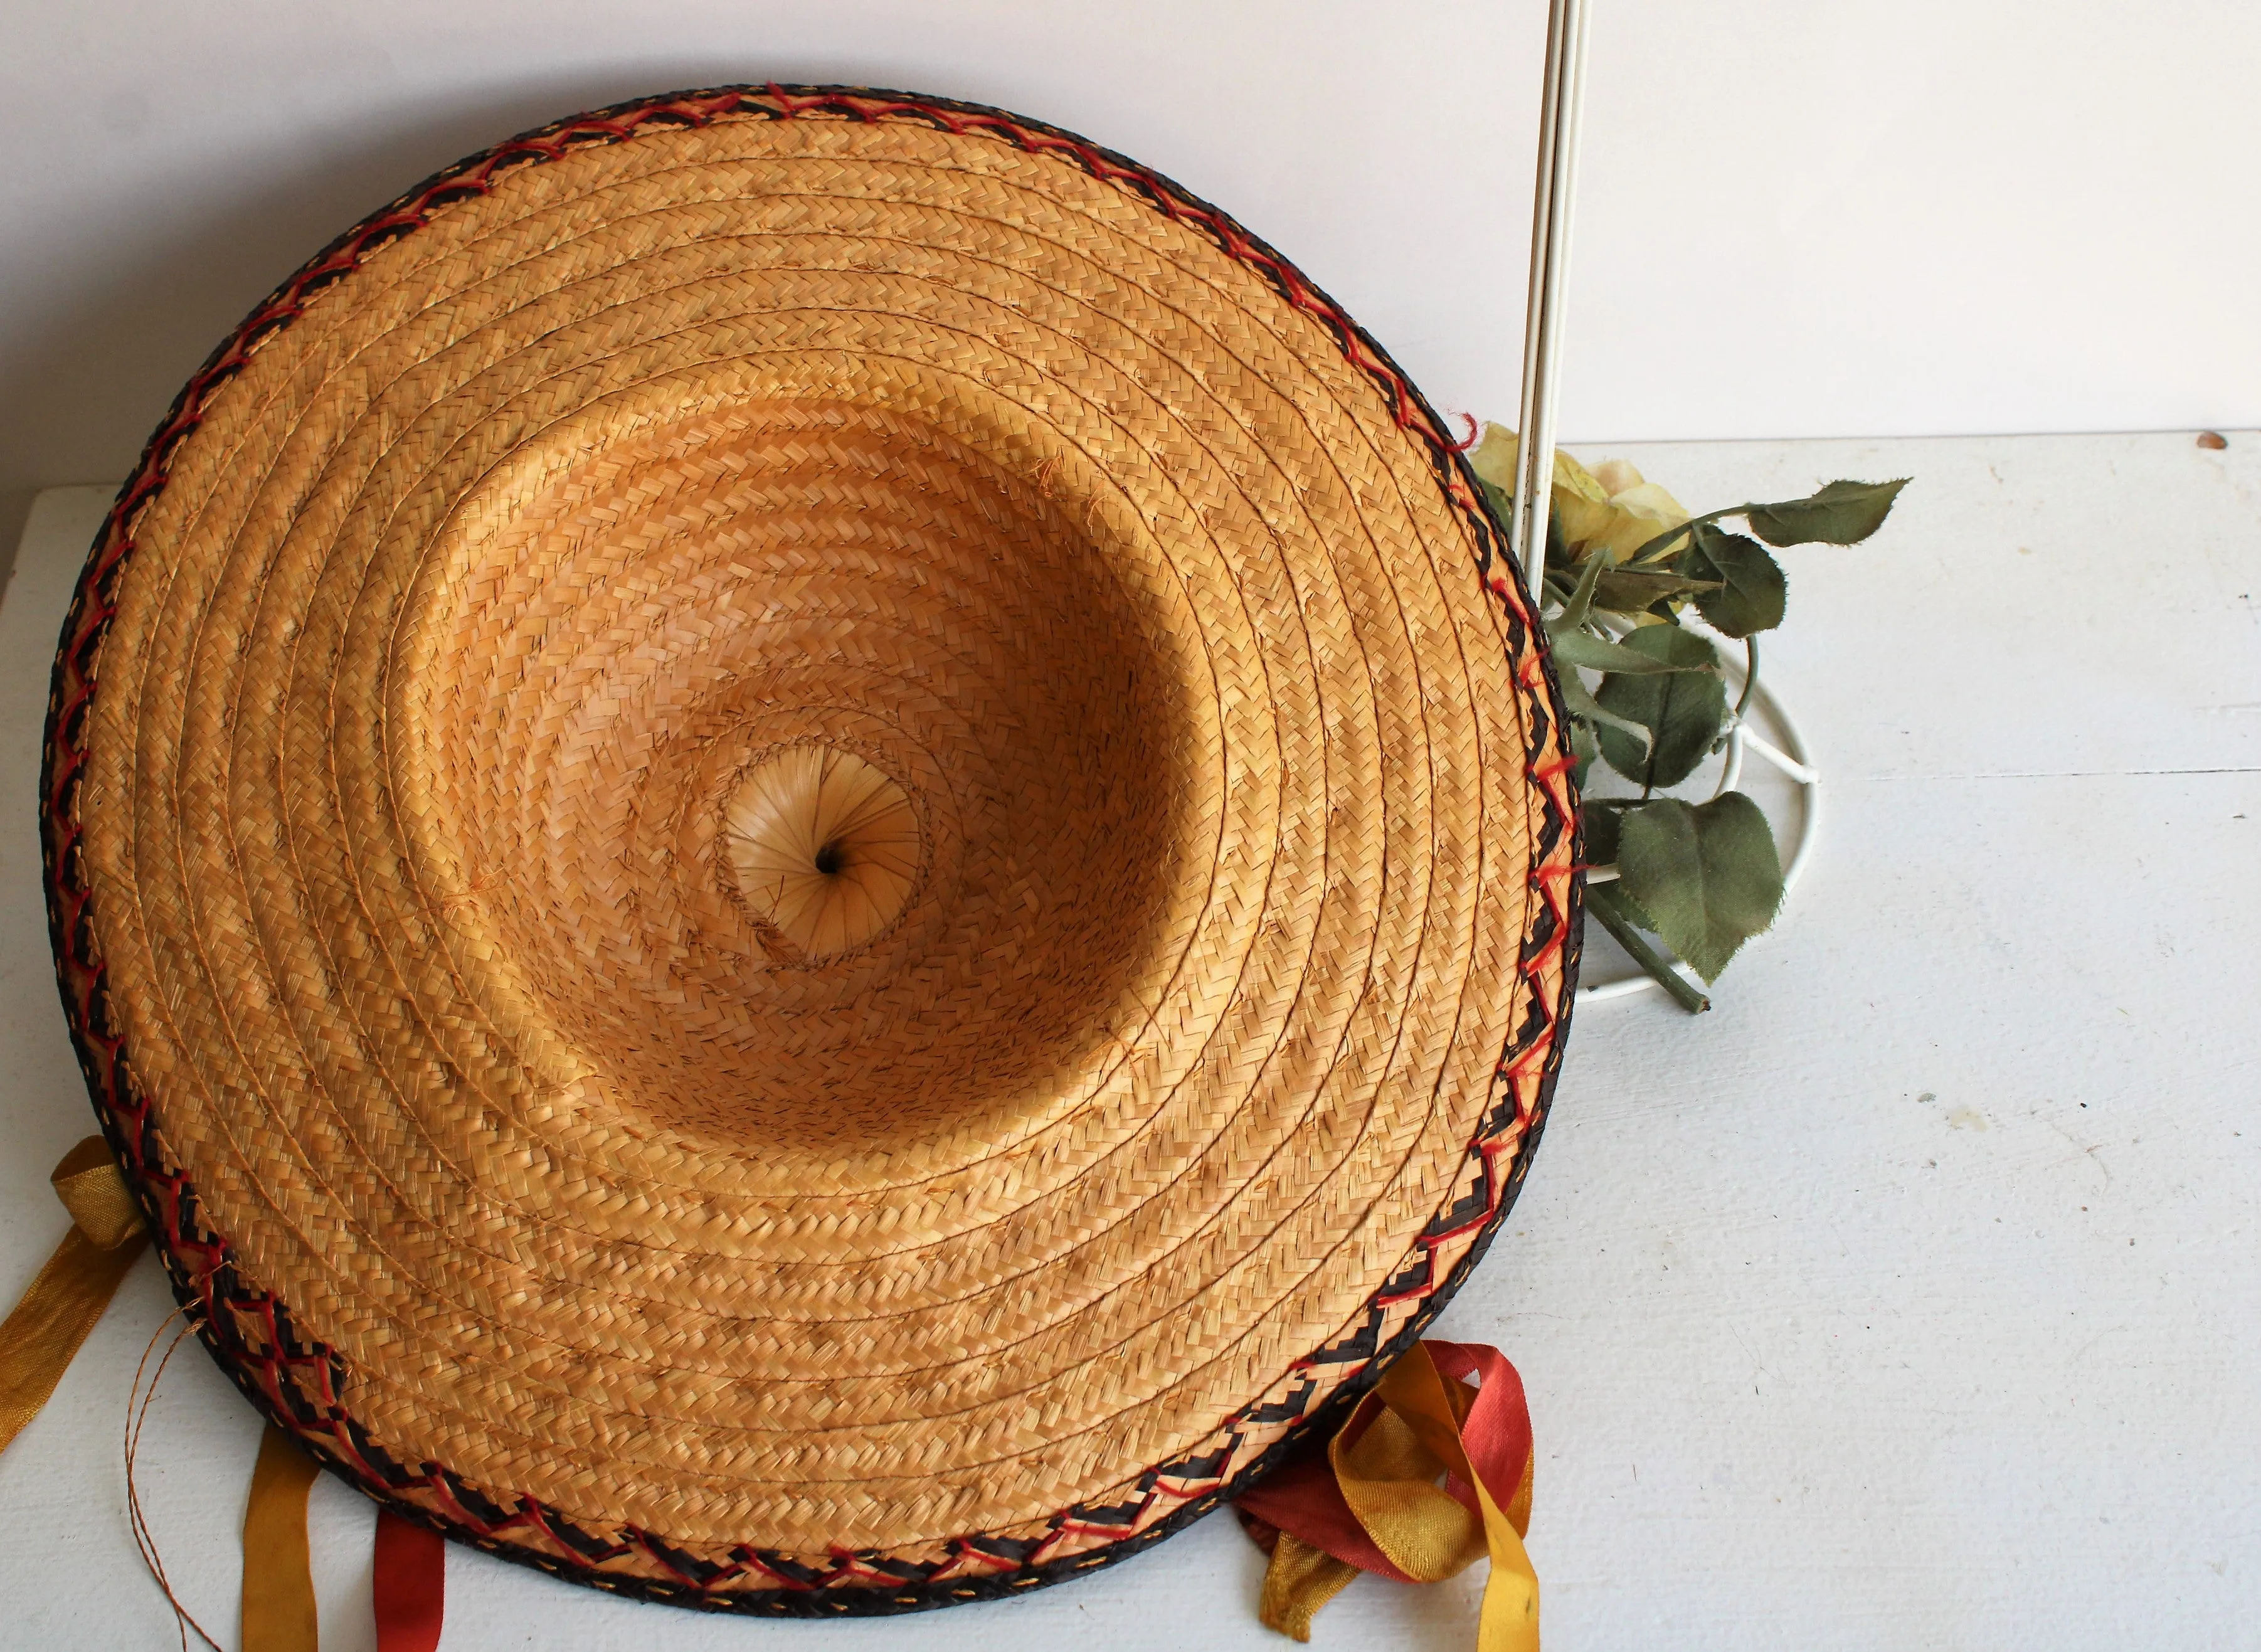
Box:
[43, 87, 1581, 1612]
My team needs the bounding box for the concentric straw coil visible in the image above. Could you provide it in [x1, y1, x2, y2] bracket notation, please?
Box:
[50, 88, 1576, 1607]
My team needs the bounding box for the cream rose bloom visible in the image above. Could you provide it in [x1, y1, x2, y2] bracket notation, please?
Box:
[1469, 423, 1691, 565]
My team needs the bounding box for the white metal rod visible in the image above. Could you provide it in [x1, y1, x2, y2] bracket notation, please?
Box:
[1739, 728, 1819, 788]
[1512, 0, 1568, 519]
[1512, 0, 1592, 602]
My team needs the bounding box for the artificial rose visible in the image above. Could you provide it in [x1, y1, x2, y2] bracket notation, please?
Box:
[1469, 423, 1692, 566]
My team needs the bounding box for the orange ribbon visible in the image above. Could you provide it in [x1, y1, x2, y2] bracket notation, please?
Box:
[0, 1136, 148, 1457]
[1237, 1340, 1538, 1651]
[243, 1424, 321, 1652]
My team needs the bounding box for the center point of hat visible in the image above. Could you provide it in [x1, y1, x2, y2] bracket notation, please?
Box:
[723, 746, 921, 958]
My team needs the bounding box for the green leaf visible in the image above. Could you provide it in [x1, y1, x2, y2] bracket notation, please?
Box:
[1744, 479, 1909, 547]
[1683, 524, 1787, 638]
[1542, 511, 1569, 575]
[1614, 793, 1784, 982]
[1580, 800, 1624, 865]
[1592, 627, 1726, 788]
[1568, 716, 1600, 788]
[1604, 622, 1717, 670]
[1547, 625, 1702, 675]
[1590, 565, 1723, 613]
[1557, 669, 1654, 753]
[1550, 550, 1607, 630]
[1585, 881, 1710, 1013]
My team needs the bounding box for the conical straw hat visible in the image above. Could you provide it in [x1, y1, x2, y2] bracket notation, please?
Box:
[43, 85, 1580, 1613]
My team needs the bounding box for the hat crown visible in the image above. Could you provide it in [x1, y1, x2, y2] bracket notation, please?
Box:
[725, 745, 921, 958]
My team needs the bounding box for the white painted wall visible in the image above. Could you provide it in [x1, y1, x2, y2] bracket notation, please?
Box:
[3, 0, 2255, 541]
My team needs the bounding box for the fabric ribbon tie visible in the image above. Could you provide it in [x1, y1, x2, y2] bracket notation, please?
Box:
[240, 1426, 448, 1652]
[0, 1136, 148, 1456]
[374, 1507, 447, 1652]
[1236, 1340, 1538, 1651]
[3, 1134, 450, 1652]
[243, 1424, 321, 1652]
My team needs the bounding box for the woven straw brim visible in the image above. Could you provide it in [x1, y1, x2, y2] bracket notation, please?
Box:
[45, 87, 1579, 1611]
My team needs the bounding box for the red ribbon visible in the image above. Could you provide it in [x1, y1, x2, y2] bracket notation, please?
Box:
[1239, 1340, 1533, 1582]
[374, 1510, 445, 1652]
[1236, 1340, 1538, 1648]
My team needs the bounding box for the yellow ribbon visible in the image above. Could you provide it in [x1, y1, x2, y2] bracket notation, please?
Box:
[1257, 1533, 1361, 1641]
[3, 1137, 317, 1646]
[1254, 1344, 1540, 1652]
[243, 1423, 322, 1652]
[0, 1136, 148, 1455]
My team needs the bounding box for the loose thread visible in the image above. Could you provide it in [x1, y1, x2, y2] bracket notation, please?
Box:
[125, 1308, 224, 1652]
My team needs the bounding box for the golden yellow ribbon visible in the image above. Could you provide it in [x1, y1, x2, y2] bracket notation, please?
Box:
[1244, 1342, 1539, 1652]
[1256, 1532, 1362, 1640]
[243, 1423, 322, 1652]
[0, 1136, 148, 1456]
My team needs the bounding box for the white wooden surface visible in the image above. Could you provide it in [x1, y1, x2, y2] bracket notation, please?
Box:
[1, 431, 2255, 1648]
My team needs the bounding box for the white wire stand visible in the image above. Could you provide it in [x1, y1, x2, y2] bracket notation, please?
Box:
[1506, 1, 1823, 1008]
[1575, 632, 1822, 1005]
[1508, 0, 1592, 589]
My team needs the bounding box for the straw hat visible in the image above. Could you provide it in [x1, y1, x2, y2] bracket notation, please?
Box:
[43, 86, 1579, 1612]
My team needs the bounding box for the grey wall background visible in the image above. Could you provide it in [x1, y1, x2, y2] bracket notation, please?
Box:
[4, 0, 2256, 564]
